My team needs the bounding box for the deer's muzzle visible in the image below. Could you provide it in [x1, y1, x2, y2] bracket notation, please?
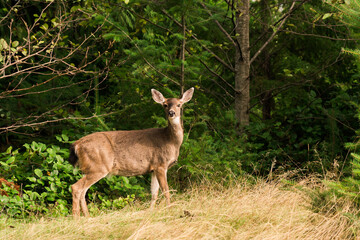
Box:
[168, 110, 175, 117]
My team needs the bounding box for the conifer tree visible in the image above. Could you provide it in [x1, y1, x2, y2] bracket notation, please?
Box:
[330, 0, 360, 56]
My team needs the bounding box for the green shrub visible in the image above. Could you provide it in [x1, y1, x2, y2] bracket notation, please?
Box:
[327, 141, 360, 204]
[0, 135, 145, 218]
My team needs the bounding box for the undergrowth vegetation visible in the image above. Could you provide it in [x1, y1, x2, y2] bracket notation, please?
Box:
[1, 178, 360, 240]
[1, 1, 360, 239]
[0, 135, 144, 218]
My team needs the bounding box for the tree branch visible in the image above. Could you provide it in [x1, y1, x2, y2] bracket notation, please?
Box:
[250, 0, 296, 65]
[200, 1, 237, 47]
[161, 9, 235, 72]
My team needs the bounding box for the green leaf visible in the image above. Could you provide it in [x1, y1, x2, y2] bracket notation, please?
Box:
[11, 41, 19, 48]
[34, 169, 43, 178]
[40, 23, 49, 31]
[37, 179, 44, 185]
[6, 156, 15, 164]
[121, 176, 129, 185]
[70, 5, 81, 12]
[56, 155, 63, 162]
[21, 48, 27, 56]
[28, 177, 36, 182]
[31, 141, 38, 151]
[0, 161, 8, 167]
[322, 13, 332, 20]
[50, 183, 57, 192]
[351, 153, 360, 161]
[0, 38, 8, 50]
[6, 146, 12, 154]
[39, 143, 46, 152]
[309, 90, 316, 97]
[61, 134, 69, 142]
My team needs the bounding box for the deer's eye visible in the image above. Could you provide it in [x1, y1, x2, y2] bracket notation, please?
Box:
[163, 104, 168, 108]
[177, 104, 181, 107]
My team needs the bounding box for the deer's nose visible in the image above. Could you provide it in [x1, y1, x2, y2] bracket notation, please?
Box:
[168, 110, 175, 117]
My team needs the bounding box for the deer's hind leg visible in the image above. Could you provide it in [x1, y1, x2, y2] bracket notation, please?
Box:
[72, 172, 107, 217]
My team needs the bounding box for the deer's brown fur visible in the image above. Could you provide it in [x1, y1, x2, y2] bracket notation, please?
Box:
[69, 88, 194, 217]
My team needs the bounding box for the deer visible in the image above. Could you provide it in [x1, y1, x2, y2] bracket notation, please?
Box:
[68, 87, 194, 217]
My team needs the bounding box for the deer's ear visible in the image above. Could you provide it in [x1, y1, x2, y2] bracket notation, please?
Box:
[180, 87, 194, 103]
[151, 89, 165, 104]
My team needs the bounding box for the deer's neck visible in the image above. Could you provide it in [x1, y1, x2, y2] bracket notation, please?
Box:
[166, 118, 184, 145]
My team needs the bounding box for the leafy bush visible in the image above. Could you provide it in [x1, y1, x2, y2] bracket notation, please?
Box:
[169, 131, 248, 190]
[0, 138, 75, 217]
[327, 141, 360, 204]
[324, 103, 360, 210]
[0, 135, 145, 218]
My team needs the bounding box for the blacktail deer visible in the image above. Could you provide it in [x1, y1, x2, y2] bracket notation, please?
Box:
[68, 88, 194, 217]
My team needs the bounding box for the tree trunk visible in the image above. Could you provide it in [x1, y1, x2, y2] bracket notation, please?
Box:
[234, 0, 250, 128]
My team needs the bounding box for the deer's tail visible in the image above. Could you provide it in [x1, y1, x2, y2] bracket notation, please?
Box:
[68, 144, 78, 166]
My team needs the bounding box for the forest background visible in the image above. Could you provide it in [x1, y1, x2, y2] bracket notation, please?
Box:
[1, 0, 360, 221]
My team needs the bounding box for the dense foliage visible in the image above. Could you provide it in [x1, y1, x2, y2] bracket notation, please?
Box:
[0, 0, 359, 217]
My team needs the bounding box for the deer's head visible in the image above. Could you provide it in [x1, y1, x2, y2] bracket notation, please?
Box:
[151, 88, 194, 125]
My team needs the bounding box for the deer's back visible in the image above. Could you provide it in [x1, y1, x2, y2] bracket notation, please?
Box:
[74, 128, 180, 176]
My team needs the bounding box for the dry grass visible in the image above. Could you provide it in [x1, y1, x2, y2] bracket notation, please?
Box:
[1, 178, 359, 240]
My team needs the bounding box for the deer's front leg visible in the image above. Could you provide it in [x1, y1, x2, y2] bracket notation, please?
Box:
[155, 167, 170, 206]
[150, 172, 159, 208]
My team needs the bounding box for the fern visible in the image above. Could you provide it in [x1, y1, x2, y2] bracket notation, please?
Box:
[337, 0, 360, 28]
[328, 136, 360, 203]
[328, 0, 360, 58]
[342, 48, 360, 57]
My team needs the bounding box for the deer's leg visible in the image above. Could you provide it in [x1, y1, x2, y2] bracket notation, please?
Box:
[80, 172, 107, 217]
[150, 172, 159, 208]
[155, 168, 170, 206]
[71, 176, 86, 217]
[71, 172, 107, 217]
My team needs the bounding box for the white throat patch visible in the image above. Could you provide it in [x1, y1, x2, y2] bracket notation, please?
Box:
[170, 116, 181, 126]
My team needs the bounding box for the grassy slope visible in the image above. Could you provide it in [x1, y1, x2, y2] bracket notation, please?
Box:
[0, 179, 358, 240]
